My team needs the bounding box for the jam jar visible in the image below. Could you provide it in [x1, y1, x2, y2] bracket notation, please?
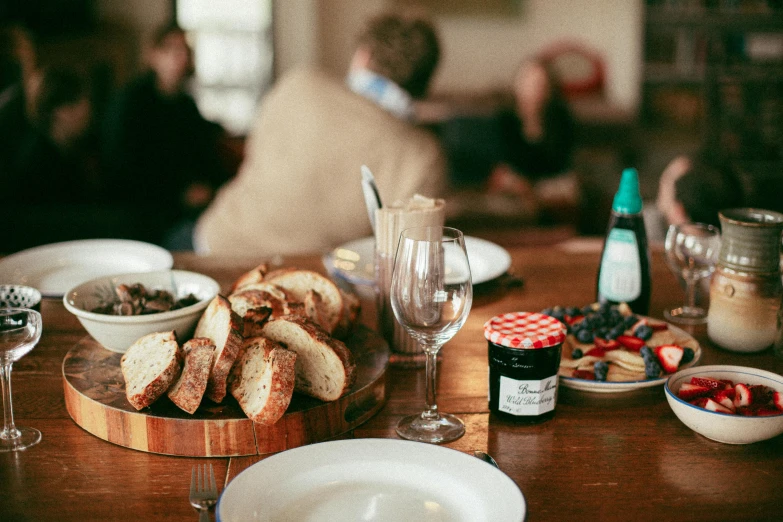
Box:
[484, 312, 565, 423]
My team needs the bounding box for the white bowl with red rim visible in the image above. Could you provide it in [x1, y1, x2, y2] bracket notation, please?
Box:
[664, 365, 783, 444]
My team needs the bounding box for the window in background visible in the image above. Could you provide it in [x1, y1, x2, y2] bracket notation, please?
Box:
[176, 0, 273, 135]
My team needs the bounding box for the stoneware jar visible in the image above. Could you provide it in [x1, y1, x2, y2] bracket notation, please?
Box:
[707, 208, 783, 353]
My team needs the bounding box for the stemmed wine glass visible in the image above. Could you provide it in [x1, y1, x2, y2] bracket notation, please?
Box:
[664, 223, 721, 325]
[0, 308, 43, 452]
[391, 226, 472, 443]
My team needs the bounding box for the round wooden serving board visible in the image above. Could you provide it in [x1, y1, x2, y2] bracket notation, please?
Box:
[63, 325, 389, 457]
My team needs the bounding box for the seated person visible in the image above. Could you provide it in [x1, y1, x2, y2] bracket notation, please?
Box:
[645, 154, 744, 244]
[195, 12, 445, 257]
[489, 58, 577, 218]
[102, 22, 228, 247]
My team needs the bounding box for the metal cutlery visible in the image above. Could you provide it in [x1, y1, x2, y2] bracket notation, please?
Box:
[473, 450, 501, 469]
[189, 463, 218, 521]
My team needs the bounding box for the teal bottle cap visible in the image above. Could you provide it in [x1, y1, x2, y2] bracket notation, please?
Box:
[612, 168, 642, 214]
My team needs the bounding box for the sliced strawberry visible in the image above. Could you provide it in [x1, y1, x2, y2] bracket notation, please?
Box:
[565, 314, 584, 326]
[677, 383, 712, 401]
[690, 377, 725, 390]
[689, 397, 710, 408]
[773, 391, 783, 412]
[754, 407, 783, 417]
[616, 335, 646, 351]
[703, 398, 734, 414]
[593, 338, 621, 351]
[648, 319, 669, 331]
[719, 379, 735, 388]
[712, 389, 737, 412]
[749, 385, 772, 405]
[733, 383, 752, 408]
[572, 369, 595, 380]
[655, 344, 684, 374]
[631, 318, 649, 332]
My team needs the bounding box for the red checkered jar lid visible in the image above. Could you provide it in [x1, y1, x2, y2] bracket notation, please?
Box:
[484, 312, 566, 349]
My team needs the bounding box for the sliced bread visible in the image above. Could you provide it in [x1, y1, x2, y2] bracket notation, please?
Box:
[229, 262, 270, 293]
[229, 337, 297, 425]
[194, 295, 244, 403]
[242, 306, 273, 337]
[229, 289, 306, 322]
[121, 331, 182, 410]
[167, 338, 215, 414]
[263, 269, 344, 334]
[260, 316, 356, 402]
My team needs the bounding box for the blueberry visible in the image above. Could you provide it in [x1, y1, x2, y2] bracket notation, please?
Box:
[596, 327, 609, 338]
[594, 361, 609, 381]
[576, 328, 594, 343]
[606, 326, 625, 340]
[623, 314, 638, 329]
[644, 358, 663, 379]
[599, 302, 612, 315]
[541, 307, 553, 316]
[590, 314, 606, 328]
[609, 309, 623, 325]
[640, 346, 654, 361]
[571, 348, 583, 359]
[550, 308, 565, 321]
[681, 347, 695, 364]
[581, 304, 595, 315]
[635, 324, 653, 340]
[565, 306, 580, 317]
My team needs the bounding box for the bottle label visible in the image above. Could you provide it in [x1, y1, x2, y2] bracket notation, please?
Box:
[498, 375, 557, 416]
[599, 228, 642, 302]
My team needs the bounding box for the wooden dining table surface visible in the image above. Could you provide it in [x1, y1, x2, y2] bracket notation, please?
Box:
[2, 241, 782, 522]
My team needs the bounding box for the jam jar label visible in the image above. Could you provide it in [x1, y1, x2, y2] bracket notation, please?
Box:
[498, 375, 557, 416]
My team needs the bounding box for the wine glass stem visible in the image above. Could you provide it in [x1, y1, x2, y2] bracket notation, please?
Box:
[685, 276, 698, 309]
[422, 345, 441, 421]
[0, 362, 20, 440]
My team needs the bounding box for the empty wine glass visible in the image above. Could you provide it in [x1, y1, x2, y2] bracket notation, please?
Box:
[664, 223, 721, 325]
[391, 226, 472, 443]
[0, 308, 43, 452]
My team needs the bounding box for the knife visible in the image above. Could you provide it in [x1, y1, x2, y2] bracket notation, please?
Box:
[361, 165, 383, 234]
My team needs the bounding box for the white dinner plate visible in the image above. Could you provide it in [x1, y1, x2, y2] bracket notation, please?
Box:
[324, 235, 512, 286]
[559, 321, 702, 393]
[217, 439, 525, 522]
[0, 239, 174, 298]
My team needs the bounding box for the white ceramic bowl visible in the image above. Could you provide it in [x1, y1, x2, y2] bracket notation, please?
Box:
[665, 365, 783, 444]
[63, 270, 220, 353]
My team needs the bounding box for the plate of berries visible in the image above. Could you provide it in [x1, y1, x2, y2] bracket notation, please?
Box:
[545, 302, 701, 393]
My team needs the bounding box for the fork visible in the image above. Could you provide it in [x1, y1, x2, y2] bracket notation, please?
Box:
[189, 463, 218, 522]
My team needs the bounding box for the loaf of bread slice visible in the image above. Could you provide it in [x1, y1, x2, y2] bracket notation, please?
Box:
[229, 262, 269, 294]
[121, 331, 182, 410]
[167, 338, 215, 414]
[229, 337, 297, 425]
[240, 306, 273, 337]
[194, 295, 244, 403]
[263, 269, 344, 335]
[260, 316, 356, 401]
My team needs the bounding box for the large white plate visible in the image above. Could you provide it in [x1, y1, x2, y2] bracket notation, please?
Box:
[217, 439, 525, 522]
[0, 239, 174, 298]
[324, 236, 512, 286]
[559, 320, 702, 393]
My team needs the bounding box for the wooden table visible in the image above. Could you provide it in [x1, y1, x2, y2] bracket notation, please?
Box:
[2, 245, 782, 521]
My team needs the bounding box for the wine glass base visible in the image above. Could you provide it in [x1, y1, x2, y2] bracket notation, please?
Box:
[0, 426, 41, 452]
[396, 412, 465, 444]
[664, 306, 708, 325]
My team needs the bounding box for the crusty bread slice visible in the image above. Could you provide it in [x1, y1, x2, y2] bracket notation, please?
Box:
[229, 337, 297, 425]
[260, 316, 356, 402]
[230, 282, 291, 303]
[263, 269, 344, 334]
[121, 331, 182, 410]
[303, 289, 331, 332]
[229, 262, 270, 294]
[333, 289, 361, 339]
[194, 295, 244, 403]
[242, 307, 273, 337]
[167, 338, 215, 414]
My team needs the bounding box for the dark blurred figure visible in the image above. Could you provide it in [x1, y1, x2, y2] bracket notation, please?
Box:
[646, 154, 745, 243]
[102, 22, 228, 248]
[488, 58, 577, 216]
[11, 67, 94, 203]
[0, 24, 37, 176]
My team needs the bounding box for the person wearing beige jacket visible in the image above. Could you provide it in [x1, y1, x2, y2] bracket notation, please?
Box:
[195, 13, 445, 257]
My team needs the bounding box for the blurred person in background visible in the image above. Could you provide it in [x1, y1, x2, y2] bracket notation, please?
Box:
[11, 66, 95, 203]
[488, 58, 577, 219]
[0, 24, 38, 176]
[195, 11, 445, 256]
[102, 22, 228, 248]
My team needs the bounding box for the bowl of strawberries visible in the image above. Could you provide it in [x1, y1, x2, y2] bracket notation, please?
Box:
[665, 365, 783, 444]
